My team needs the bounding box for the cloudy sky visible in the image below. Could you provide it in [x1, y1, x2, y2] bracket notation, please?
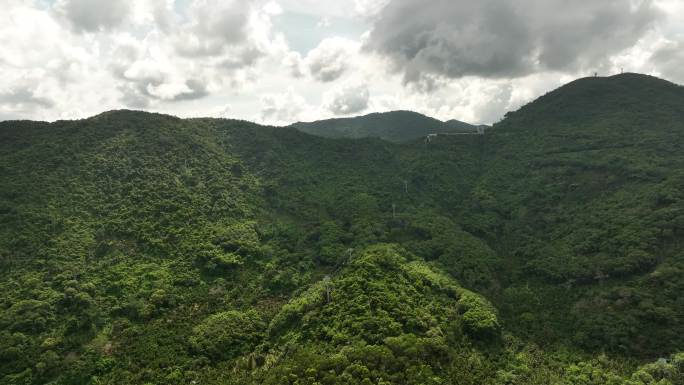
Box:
[1, 0, 683, 125]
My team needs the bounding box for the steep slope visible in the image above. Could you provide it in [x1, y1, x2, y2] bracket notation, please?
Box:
[1, 74, 684, 385]
[472, 73, 684, 354]
[251, 244, 500, 385]
[0, 112, 272, 385]
[0, 111, 494, 385]
[291, 110, 477, 143]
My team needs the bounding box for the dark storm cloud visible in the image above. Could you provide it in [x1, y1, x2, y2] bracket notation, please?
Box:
[364, 0, 661, 85]
[55, 0, 130, 32]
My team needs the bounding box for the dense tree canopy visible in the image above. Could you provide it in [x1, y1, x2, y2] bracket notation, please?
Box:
[1, 74, 683, 384]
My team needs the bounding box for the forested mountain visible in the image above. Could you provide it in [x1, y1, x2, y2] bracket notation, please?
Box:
[291, 110, 479, 142]
[1, 73, 684, 385]
[445, 119, 486, 132]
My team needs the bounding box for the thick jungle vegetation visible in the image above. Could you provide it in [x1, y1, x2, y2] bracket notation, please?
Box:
[1, 73, 683, 384]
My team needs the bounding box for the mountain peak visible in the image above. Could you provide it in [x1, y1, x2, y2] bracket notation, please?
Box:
[563, 72, 680, 90]
[500, 72, 684, 128]
[88, 109, 181, 122]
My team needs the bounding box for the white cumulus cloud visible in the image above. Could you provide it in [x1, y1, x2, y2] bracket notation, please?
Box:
[323, 83, 370, 115]
[305, 37, 360, 82]
[260, 88, 311, 125]
[55, 0, 131, 32]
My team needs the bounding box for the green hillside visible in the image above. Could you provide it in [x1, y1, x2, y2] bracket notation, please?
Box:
[1, 74, 684, 385]
[291, 110, 478, 143]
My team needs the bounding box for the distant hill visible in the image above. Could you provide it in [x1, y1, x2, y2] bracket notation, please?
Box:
[291, 110, 479, 142]
[445, 118, 479, 131]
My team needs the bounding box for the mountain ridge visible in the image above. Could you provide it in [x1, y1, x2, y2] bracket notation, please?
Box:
[290, 110, 481, 143]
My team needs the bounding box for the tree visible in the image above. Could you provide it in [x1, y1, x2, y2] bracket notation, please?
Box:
[189, 310, 265, 361]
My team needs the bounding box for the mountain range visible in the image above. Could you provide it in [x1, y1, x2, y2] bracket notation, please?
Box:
[1, 73, 683, 385]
